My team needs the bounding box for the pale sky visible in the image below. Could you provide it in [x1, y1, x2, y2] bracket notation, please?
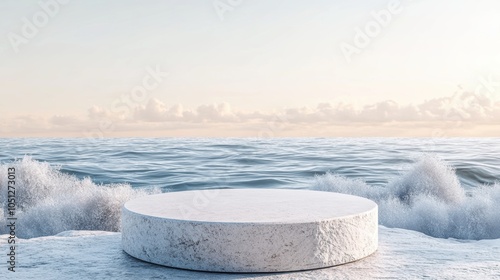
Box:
[1, 0, 500, 137]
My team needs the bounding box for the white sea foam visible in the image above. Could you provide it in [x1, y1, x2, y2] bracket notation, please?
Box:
[313, 155, 500, 239]
[2, 155, 499, 240]
[0, 156, 159, 238]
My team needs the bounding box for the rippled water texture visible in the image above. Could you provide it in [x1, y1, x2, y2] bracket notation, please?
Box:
[0, 138, 499, 239]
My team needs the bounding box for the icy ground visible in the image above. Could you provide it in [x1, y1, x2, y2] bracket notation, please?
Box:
[2, 226, 499, 280]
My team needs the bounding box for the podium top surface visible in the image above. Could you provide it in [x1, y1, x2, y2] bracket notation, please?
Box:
[124, 189, 377, 224]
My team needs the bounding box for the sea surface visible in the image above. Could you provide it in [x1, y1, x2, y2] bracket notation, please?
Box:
[0, 138, 499, 279]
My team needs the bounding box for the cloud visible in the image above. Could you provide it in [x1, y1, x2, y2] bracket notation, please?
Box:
[1, 91, 499, 137]
[196, 102, 237, 122]
[134, 98, 169, 121]
[133, 98, 241, 122]
[50, 115, 83, 126]
[127, 91, 500, 125]
[276, 91, 500, 124]
[88, 105, 113, 120]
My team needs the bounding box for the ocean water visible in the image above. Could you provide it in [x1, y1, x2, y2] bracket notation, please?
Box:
[0, 138, 499, 279]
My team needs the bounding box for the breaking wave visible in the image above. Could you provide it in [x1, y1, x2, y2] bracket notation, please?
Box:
[312, 155, 500, 240]
[0, 157, 159, 238]
[2, 154, 499, 240]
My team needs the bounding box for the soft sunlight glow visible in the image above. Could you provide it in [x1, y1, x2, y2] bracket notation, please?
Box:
[1, 0, 499, 137]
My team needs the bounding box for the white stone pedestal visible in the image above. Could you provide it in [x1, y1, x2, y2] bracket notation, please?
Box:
[122, 189, 378, 272]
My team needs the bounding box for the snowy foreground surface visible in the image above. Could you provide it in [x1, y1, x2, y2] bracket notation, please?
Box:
[2, 226, 499, 280]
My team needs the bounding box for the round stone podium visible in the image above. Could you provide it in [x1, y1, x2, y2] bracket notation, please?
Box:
[122, 189, 378, 273]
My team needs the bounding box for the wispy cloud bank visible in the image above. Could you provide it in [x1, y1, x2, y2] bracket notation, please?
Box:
[88, 91, 500, 124]
[1, 91, 499, 137]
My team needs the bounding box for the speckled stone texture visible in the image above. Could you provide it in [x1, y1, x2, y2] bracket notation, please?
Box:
[122, 189, 378, 273]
